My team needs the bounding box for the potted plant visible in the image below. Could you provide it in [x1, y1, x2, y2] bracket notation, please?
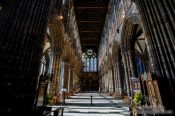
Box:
[46, 93, 53, 105]
[134, 91, 145, 106]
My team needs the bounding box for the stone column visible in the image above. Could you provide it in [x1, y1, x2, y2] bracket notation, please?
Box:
[119, 62, 125, 97]
[54, 52, 61, 103]
[0, 0, 52, 115]
[106, 69, 110, 92]
[101, 72, 105, 91]
[63, 61, 69, 90]
[49, 51, 62, 104]
[117, 63, 122, 97]
[127, 51, 135, 78]
[103, 73, 106, 92]
[109, 69, 113, 94]
[111, 66, 116, 93]
[105, 71, 108, 92]
[70, 69, 73, 90]
[122, 52, 131, 96]
[99, 74, 103, 92]
[127, 50, 135, 96]
[112, 64, 117, 93]
[72, 70, 76, 92]
[100, 74, 103, 91]
[68, 67, 74, 95]
[125, 52, 133, 96]
[110, 69, 114, 94]
[67, 64, 71, 92]
[135, 0, 175, 110]
[112, 64, 117, 98]
[72, 69, 79, 93]
[115, 62, 122, 98]
[59, 59, 64, 93]
[115, 63, 119, 94]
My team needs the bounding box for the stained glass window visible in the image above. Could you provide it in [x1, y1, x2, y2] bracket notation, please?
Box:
[82, 49, 97, 72]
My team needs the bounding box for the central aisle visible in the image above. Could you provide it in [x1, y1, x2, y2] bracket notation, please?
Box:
[53, 92, 130, 116]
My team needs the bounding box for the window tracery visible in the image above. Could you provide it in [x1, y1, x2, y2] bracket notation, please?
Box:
[82, 49, 97, 72]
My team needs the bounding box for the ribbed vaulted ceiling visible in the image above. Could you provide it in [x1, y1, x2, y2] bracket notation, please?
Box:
[73, 0, 109, 53]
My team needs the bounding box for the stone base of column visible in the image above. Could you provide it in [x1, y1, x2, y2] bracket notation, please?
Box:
[112, 92, 122, 99]
[53, 96, 61, 104]
[108, 92, 114, 96]
[76, 88, 81, 93]
[65, 91, 73, 98]
[122, 95, 131, 105]
[67, 90, 74, 97]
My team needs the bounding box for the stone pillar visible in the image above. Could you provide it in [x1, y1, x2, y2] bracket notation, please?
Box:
[72, 70, 76, 92]
[67, 64, 71, 92]
[127, 51, 135, 78]
[100, 72, 103, 91]
[119, 62, 125, 97]
[112, 64, 117, 92]
[112, 64, 117, 98]
[111, 66, 116, 93]
[106, 69, 110, 92]
[115, 62, 122, 98]
[109, 69, 113, 94]
[125, 52, 132, 96]
[127, 50, 135, 96]
[49, 51, 62, 104]
[105, 71, 108, 92]
[69, 69, 73, 90]
[135, 0, 175, 111]
[99, 74, 102, 92]
[117, 63, 122, 97]
[68, 67, 74, 95]
[115, 64, 119, 94]
[122, 52, 131, 96]
[63, 61, 69, 90]
[0, 0, 52, 115]
[110, 69, 114, 94]
[104, 73, 106, 92]
[100, 74, 103, 92]
[72, 69, 79, 93]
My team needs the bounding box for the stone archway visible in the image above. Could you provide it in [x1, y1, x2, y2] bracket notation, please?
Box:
[111, 41, 126, 99]
[121, 12, 163, 110]
[38, 15, 65, 105]
[121, 13, 142, 97]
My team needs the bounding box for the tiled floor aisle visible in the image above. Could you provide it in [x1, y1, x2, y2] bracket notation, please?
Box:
[52, 92, 130, 116]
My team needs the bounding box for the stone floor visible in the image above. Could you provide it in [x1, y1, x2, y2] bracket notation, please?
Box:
[51, 92, 130, 116]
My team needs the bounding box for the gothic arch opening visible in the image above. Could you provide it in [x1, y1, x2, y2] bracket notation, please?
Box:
[35, 16, 66, 109]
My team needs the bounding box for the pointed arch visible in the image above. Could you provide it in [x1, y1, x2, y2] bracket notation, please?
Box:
[121, 14, 141, 52]
[48, 15, 65, 53]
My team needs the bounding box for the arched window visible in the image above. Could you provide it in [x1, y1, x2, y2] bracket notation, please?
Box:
[82, 49, 97, 72]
